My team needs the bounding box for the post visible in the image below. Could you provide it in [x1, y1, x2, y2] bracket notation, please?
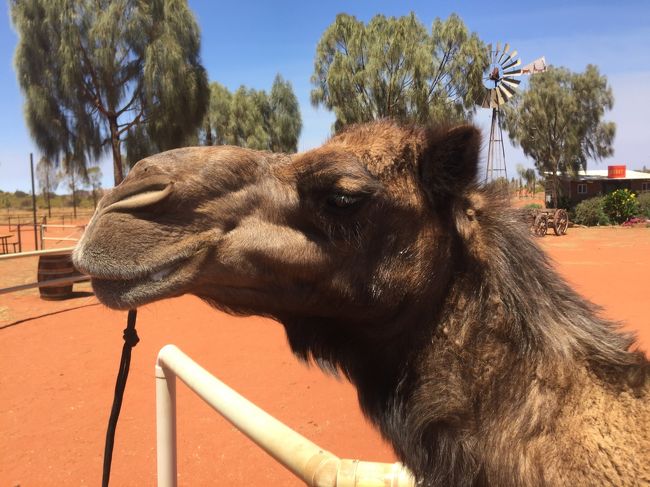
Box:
[40, 225, 45, 250]
[156, 363, 178, 487]
[17, 224, 22, 253]
[30, 153, 38, 250]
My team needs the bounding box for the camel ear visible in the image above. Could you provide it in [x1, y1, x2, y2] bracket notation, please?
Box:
[418, 125, 481, 199]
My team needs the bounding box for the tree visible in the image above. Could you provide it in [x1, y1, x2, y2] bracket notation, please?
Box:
[204, 82, 232, 145]
[228, 87, 270, 150]
[515, 163, 537, 197]
[202, 77, 302, 152]
[310, 13, 487, 130]
[61, 160, 86, 219]
[269, 75, 302, 152]
[503, 65, 615, 205]
[87, 166, 103, 209]
[11, 0, 209, 186]
[36, 156, 59, 217]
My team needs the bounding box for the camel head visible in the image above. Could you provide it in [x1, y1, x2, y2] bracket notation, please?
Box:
[73, 121, 481, 327]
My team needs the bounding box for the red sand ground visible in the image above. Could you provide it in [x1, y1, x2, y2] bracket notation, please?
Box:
[1, 226, 648, 486]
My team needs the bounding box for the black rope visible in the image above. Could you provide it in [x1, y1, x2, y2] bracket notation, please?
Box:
[102, 309, 139, 487]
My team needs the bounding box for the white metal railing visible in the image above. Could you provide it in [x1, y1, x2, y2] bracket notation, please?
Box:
[155, 345, 415, 487]
[0, 246, 76, 261]
[0, 247, 89, 296]
[40, 224, 86, 250]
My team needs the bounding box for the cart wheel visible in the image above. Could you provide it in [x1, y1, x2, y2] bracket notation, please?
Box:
[553, 209, 569, 236]
[533, 214, 548, 237]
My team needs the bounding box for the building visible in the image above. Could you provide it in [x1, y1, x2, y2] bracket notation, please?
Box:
[548, 165, 650, 206]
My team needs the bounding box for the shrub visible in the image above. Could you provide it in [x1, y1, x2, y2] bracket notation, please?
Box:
[523, 203, 542, 210]
[636, 192, 650, 218]
[573, 197, 610, 226]
[603, 189, 639, 224]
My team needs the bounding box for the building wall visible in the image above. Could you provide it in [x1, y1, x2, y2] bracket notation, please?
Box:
[631, 180, 650, 193]
[552, 176, 650, 207]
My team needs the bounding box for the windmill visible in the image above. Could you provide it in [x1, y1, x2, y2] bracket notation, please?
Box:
[480, 43, 546, 182]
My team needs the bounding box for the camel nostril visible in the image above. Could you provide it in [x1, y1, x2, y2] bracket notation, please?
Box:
[101, 181, 173, 215]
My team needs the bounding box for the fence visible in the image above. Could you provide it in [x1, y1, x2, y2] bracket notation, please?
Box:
[0, 222, 85, 254]
[0, 247, 89, 296]
[3, 210, 95, 229]
[39, 224, 86, 250]
[155, 345, 415, 487]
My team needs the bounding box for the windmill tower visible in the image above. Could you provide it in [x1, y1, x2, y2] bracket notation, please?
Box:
[480, 43, 547, 182]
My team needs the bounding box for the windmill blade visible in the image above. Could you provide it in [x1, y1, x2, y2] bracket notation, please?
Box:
[498, 43, 511, 63]
[502, 77, 521, 89]
[495, 86, 506, 106]
[490, 89, 499, 108]
[502, 57, 521, 71]
[500, 50, 518, 66]
[498, 83, 516, 100]
[503, 68, 522, 76]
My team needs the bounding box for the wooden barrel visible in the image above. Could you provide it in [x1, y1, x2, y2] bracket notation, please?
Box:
[37, 252, 80, 300]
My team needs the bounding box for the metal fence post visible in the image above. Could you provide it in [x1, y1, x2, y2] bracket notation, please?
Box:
[155, 363, 177, 487]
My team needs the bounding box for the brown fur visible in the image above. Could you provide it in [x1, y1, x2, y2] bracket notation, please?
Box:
[74, 121, 649, 486]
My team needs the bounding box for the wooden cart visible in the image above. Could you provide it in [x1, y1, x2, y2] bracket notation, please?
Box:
[529, 208, 569, 237]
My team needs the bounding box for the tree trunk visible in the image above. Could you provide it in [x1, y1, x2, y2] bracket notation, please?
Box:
[71, 172, 77, 219]
[45, 171, 51, 217]
[205, 118, 213, 146]
[109, 116, 124, 186]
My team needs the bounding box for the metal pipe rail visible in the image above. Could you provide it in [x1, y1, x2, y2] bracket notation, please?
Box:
[156, 345, 415, 487]
[0, 274, 89, 296]
[0, 247, 76, 261]
[0, 247, 88, 296]
[41, 224, 87, 228]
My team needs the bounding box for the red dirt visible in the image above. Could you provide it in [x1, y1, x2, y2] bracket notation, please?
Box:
[1, 226, 648, 486]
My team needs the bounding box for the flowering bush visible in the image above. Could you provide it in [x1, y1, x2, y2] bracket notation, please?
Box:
[573, 197, 610, 226]
[603, 189, 639, 224]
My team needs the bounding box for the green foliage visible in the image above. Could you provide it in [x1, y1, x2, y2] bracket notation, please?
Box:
[269, 75, 302, 152]
[36, 157, 60, 196]
[636, 192, 650, 218]
[205, 82, 233, 145]
[11, 0, 209, 185]
[516, 164, 538, 194]
[573, 197, 610, 226]
[203, 76, 302, 153]
[0, 188, 98, 213]
[503, 66, 615, 203]
[523, 203, 542, 210]
[310, 13, 487, 130]
[602, 189, 639, 224]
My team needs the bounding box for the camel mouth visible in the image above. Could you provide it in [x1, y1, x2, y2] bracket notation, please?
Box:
[88, 253, 202, 310]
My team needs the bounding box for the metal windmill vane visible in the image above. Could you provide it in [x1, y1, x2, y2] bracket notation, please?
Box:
[480, 42, 546, 182]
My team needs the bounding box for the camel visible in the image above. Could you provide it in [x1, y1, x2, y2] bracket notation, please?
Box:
[73, 121, 649, 486]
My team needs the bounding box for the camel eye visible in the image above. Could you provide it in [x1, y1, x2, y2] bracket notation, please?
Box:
[325, 193, 363, 210]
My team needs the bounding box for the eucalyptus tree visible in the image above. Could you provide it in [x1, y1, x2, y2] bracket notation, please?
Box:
[36, 156, 59, 217]
[203, 77, 302, 152]
[503, 65, 615, 204]
[516, 163, 538, 196]
[11, 0, 209, 186]
[311, 13, 487, 130]
[87, 166, 103, 209]
[269, 75, 302, 153]
[228, 87, 271, 150]
[204, 82, 233, 146]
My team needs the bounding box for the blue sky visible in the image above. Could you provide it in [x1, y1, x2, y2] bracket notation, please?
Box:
[1, 0, 649, 191]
